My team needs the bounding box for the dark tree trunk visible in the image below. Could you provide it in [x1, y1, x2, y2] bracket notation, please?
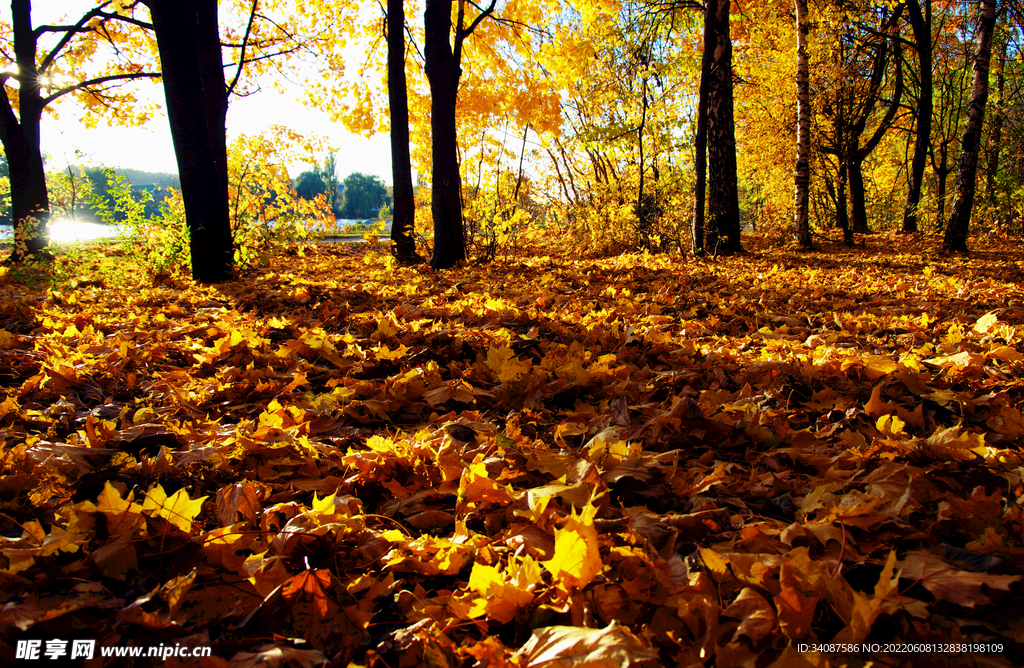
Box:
[692, 1, 712, 256]
[0, 0, 49, 262]
[944, 0, 996, 253]
[902, 0, 931, 232]
[145, 0, 234, 283]
[424, 0, 466, 269]
[849, 156, 869, 234]
[793, 0, 812, 248]
[985, 16, 1007, 204]
[387, 0, 420, 264]
[705, 0, 741, 254]
[936, 162, 949, 226]
[636, 77, 649, 240]
[837, 161, 853, 245]
[848, 8, 903, 235]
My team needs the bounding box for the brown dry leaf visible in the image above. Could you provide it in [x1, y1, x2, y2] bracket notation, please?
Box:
[5, 235, 1024, 667]
[281, 569, 335, 616]
[118, 568, 198, 628]
[516, 621, 657, 667]
[722, 587, 777, 643]
[215, 482, 262, 526]
[227, 644, 327, 668]
[901, 551, 1020, 608]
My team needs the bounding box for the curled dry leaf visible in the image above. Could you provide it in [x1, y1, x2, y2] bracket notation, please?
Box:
[516, 621, 658, 667]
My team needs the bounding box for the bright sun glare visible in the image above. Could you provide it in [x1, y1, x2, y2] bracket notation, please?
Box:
[46, 219, 120, 243]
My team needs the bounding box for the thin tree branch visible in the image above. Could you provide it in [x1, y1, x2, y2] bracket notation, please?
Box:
[38, 2, 115, 73]
[42, 70, 160, 107]
[455, 0, 497, 63]
[227, 0, 259, 98]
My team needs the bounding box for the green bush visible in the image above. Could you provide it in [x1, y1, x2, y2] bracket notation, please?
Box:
[91, 169, 190, 283]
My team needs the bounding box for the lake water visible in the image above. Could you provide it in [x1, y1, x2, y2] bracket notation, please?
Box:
[0, 219, 125, 243]
[0, 218, 388, 244]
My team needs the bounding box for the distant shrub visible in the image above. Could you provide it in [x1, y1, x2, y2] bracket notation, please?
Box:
[91, 169, 190, 283]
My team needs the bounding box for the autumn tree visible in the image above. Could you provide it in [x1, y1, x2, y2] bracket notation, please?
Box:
[814, 3, 903, 242]
[134, 0, 327, 282]
[983, 13, 1008, 208]
[531, 1, 696, 254]
[424, 0, 496, 269]
[322, 150, 340, 216]
[140, 0, 233, 282]
[341, 172, 389, 219]
[901, 0, 932, 233]
[793, 0, 812, 248]
[944, 0, 997, 252]
[294, 170, 328, 201]
[698, 0, 741, 255]
[928, 6, 973, 227]
[692, 0, 711, 256]
[846, 10, 902, 235]
[388, 0, 420, 263]
[0, 0, 158, 263]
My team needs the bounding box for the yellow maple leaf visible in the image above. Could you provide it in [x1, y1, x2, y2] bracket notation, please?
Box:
[876, 413, 905, 436]
[973, 311, 999, 335]
[486, 345, 531, 384]
[458, 462, 513, 510]
[864, 384, 895, 419]
[544, 501, 602, 592]
[75, 482, 144, 537]
[462, 556, 542, 623]
[142, 484, 207, 533]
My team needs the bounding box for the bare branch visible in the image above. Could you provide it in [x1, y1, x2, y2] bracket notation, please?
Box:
[227, 0, 259, 98]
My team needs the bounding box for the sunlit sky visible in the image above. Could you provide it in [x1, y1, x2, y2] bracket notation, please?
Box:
[45, 86, 393, 183]
[14, 2, 393, 184]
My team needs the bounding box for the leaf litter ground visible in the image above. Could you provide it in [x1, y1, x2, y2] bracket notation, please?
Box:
[1, 233, 1024, 667]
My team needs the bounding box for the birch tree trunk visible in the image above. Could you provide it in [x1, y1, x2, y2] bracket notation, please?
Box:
[793, 0, 812, 248]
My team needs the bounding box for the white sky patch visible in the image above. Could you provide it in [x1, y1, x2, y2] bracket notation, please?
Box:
[9, 1, 394, 183]
[45, 85, 393, 183]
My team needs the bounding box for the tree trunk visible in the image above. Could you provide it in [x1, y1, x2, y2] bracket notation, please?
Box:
[985, 15, 1007, 204]
[793, 0, 812, 249]
[636, 77, 648, 238]
[388, 0, 420, 264]
[848, 7, 903, 236]
[0, 0, 49, 262]
[837, 161, 853, 244]
[944, 0, 996, 253]
[424, 0, 466, 269]
[849, 156, 869, 233]
[902, 0, 931, 232]
[145, 0, 234, 283]
[691, 19, 711, 256]
[936, 163, 948, 227]
[705, 0, 741, 254]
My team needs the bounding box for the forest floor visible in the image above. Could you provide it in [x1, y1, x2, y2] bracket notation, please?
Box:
[1, 232, 1023, 667]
